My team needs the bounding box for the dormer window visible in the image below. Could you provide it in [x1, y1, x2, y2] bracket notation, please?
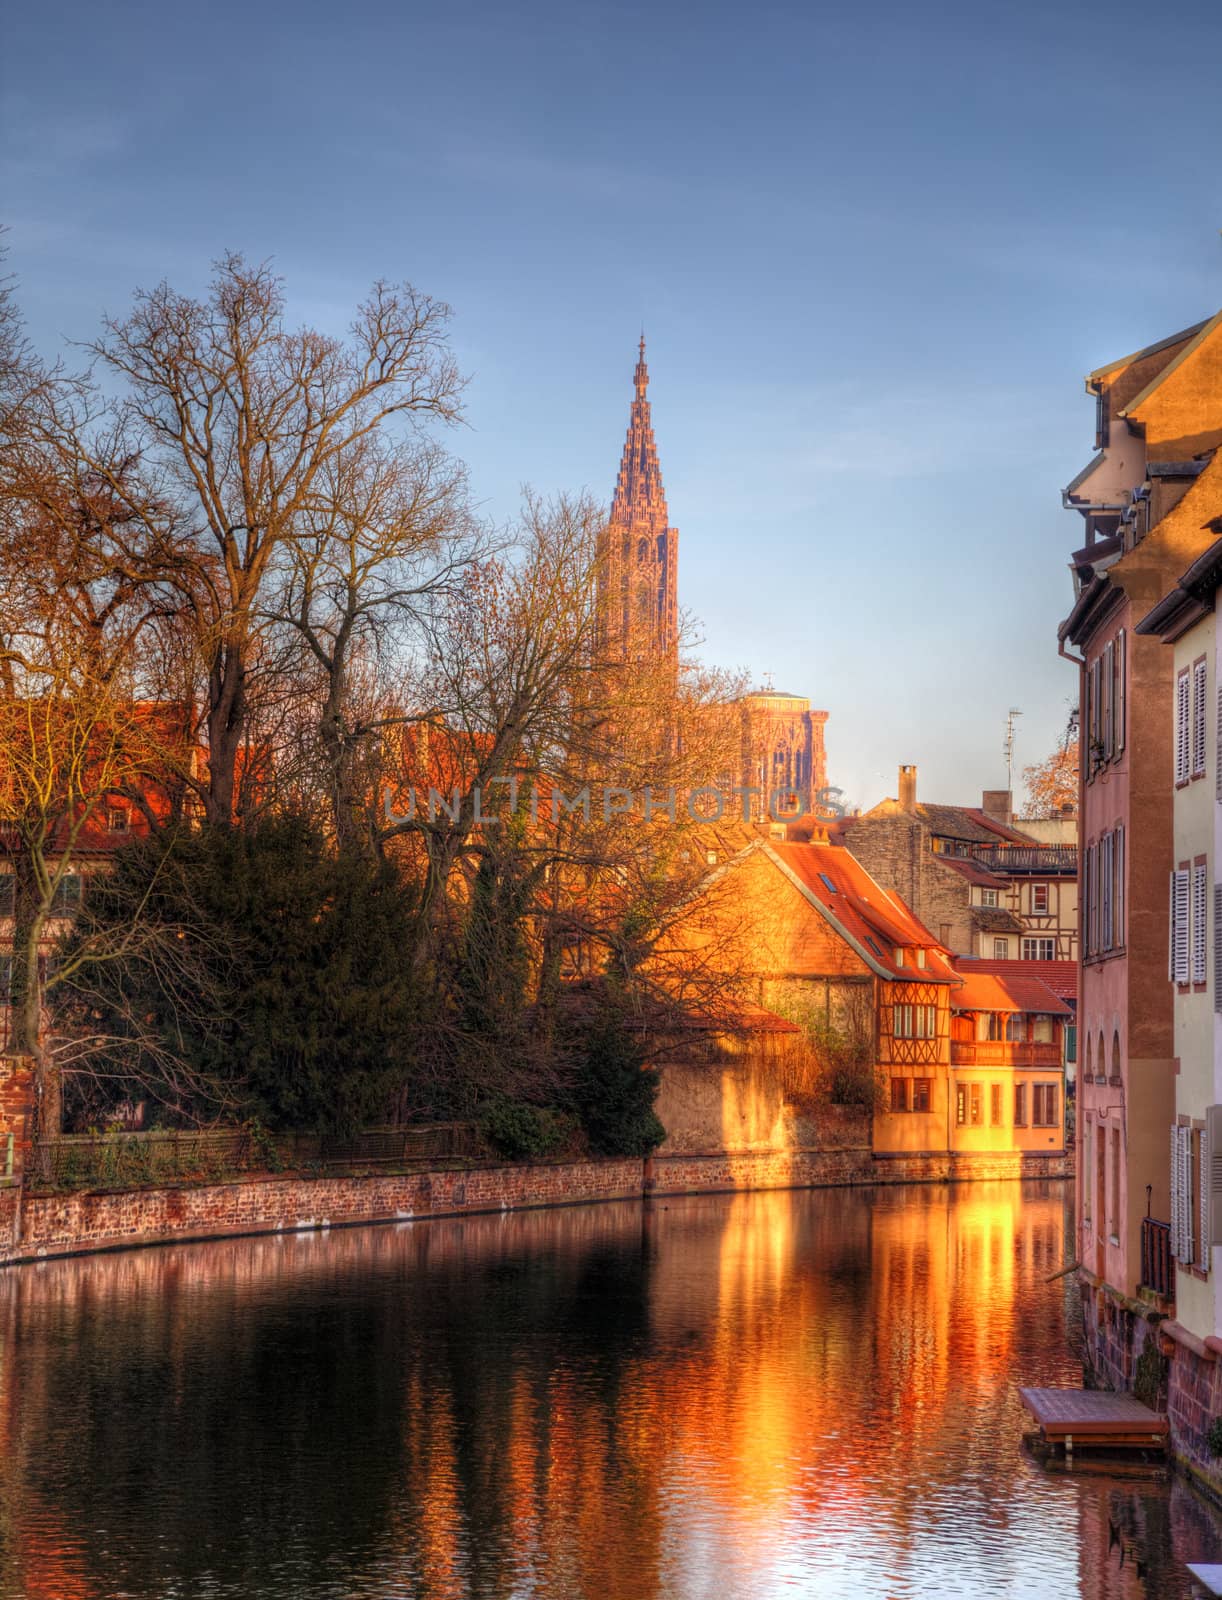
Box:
[107, 807, 130, 833]
[980, 889, 998, 908]
[894, 948, 905, 966]
[916, 948, 927, 969]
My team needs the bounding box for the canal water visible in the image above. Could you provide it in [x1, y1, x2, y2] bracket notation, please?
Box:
[0, 1180, 1219, 1599]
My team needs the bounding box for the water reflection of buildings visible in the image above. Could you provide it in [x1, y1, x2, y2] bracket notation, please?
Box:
[0, 1188, 1213, 1598]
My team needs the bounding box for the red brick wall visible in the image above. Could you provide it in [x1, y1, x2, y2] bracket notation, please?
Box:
[0, 1145, 1073, 1268]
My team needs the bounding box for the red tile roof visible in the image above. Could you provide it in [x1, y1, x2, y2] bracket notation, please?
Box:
[767, 841, 958, 983]
[936, 855, 1008, 887]
[954, 957, 1077, 1004]
[951, 959, 1073, 1016]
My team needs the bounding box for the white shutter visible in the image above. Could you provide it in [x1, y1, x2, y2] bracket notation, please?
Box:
[1174, 869, 1191, 984]
[1200, 1125, 1211, 1272]
[1171, 1123, 1182, 1259]
[1102, 832, 1114, 951]
[1214, 885, 1222, 1011]
[1183, 1126, 1196, 1260]
[1102, 641, 1114, 759]
[1115, 826, 1125, 949]
[1175, 1125, 1195, 1266]
[1176, 671, 1191, 784]
[1193, 863, 1209, 985]
[1207, 1105, 1222, 1252]
[1115, 629, 1126, 755]
[1194, 660, 1208, 778]
[1216, 684, 1222, 802]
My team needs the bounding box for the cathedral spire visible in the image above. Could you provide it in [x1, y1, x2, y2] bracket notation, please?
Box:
[598, 338, 679, 664]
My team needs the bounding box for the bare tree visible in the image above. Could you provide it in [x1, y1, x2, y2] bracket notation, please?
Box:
[270, 431, 481, 852]
[88, 254, 464, 825]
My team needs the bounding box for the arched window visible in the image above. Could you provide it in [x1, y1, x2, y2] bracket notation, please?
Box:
[1112, 1031, 1121, 1081]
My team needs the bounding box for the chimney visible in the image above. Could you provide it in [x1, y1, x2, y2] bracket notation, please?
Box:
[898, 764, 917, 813]
[981, 789, 1012, 826]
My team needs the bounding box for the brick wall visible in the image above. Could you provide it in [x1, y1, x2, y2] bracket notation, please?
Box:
[0, 1144, 1073, 1268]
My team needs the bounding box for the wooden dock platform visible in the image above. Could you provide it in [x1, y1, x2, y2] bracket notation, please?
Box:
[1019, 1387, 1168, 1455]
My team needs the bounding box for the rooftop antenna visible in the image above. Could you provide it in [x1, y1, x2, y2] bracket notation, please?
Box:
[762, 669, 774, 692]
[1005, 707, 1023, 798]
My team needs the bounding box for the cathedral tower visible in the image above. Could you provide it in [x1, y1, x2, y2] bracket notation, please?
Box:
[598, 337, 679, 663]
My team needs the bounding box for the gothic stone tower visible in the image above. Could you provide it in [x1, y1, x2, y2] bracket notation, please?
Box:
[598, 337, 679, 664]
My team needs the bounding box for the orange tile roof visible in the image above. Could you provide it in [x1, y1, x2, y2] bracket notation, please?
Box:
[767, 841, 958, 983]
[950, 962, 1072, 1016]
[955, 957, 1077, 1004]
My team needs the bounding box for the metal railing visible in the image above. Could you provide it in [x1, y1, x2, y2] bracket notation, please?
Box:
[1140, 1217, 1173, 1299]
[26, 1122, 485, 1192]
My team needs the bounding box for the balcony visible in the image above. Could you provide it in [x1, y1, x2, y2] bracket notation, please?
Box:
[966, 844, 1077, 876]
[1140, 1217, 1173, 1300]
[950, 1040, 1063, 1069]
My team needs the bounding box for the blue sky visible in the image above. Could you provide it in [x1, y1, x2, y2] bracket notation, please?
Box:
[4, 0, 1221, 809]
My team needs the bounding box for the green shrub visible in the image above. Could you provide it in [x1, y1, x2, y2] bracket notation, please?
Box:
[480, 1099, 569, 1161]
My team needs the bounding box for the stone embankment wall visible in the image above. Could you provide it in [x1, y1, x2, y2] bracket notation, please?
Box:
[1080, 1278, 1222, 1501]
[0, 1132, 1072, 1268]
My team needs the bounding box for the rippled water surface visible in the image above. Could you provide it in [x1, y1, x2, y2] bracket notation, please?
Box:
[0, 1180, 1220, 1598]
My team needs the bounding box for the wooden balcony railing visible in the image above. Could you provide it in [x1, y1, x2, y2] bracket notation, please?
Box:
[1140, 1217, 1173, 1300]
[950, 1040, 1062, 1069]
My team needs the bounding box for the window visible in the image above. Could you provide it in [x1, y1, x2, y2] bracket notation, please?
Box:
[818, 873, 837, 893]
[1014, 1083, 1027, 1126]
[1031, 884, 1049, 914]
[1170, 868, 1190, 984]
[1193, 659, 1208, 779]
[916, 948, 927, 969]
[1033, 1084, 1059, 1127]
[1101, 638, 1114, 759]
[969, 1084, 983, 1125]
[894, 948, 905, 967]
[956, 1085, 967, 1126]
[1005, 1014, 1027, 1042]
[1111, 1128, 1121, 1236]
[890, 1078, 909, 1113]
[1176, 669, 1191, 784]
[990, 1083, 1002, 1126]
[1022, 938, 1055, 961]
[1101, 830, 1114, 951]
[1083, 1120, 1092, 1223]
[1170, 1123, 1210, 1272]
[893, 1004, 937, 1039]
[1088, 656, 1101, 770]
[912, 1078, 931, 1113]
[50, 875, 81, 915]
[993, 938, 1009, 959]
[1066, 1023, 1077, 1064]
[1114, 629, 1126, 755]
[1193, 863, 1209, 985]
[1032, 1016, 1054, 1043]
[107, 807, 129, 833]
[980, 889, 998, 908]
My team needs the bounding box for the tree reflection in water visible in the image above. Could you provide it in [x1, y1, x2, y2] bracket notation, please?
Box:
[0, 1182, 1216, 1599]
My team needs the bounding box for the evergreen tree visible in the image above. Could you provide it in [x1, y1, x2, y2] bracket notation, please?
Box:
[58, 816, 419, 1132]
